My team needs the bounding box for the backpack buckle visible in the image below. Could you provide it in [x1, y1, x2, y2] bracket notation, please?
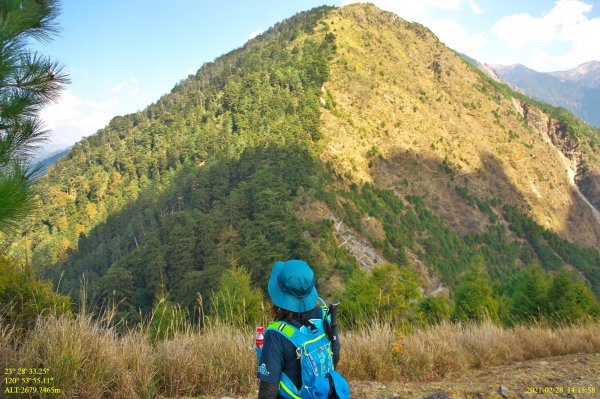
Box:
[296, 347, 302, 359]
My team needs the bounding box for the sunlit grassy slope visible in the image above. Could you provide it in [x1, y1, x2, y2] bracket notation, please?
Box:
[319, 4, 600, 250]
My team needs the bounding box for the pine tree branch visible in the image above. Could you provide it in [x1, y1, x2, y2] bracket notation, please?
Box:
[1, 52, 69, 104]
[0, 0, 61, 44]
[0, 0, 67, 231]
[0, 160, 39, 233]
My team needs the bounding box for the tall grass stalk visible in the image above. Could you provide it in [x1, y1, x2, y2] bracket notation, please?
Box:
[0, 314, 17, 366]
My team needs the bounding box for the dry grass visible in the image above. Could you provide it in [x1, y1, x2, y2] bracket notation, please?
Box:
[18, 313, 130, 398]
[4, 310, 257, 399]
[341, 319, 600, 382]
[336, 322, 398, 381]
[0, 316, 17, 367]
[2, 313, 600, 398]
[155, 326, 256, 397]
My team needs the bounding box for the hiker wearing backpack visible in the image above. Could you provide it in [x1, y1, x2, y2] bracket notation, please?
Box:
[256, 259, 350, 399]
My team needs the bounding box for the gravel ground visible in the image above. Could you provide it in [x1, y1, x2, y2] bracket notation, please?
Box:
[350, 352, 600, 399]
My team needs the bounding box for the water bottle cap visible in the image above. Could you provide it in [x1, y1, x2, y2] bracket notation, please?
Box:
[257, 325, 264, 333]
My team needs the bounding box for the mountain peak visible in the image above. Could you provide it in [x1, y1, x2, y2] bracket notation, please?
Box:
[488, 63, 529, 72]
[548, 60, 600, 88]
[338, 2, 437, 38]
[567, 60, 600, 75]
[576, 60, 600, 69]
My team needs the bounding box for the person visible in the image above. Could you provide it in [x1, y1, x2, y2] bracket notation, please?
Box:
[257, 259, 340, 399]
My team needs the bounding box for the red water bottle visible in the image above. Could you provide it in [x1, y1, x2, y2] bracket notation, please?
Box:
[255, 325, 265, 349]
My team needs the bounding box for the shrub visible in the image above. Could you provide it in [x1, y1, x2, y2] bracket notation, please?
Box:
[420, 296, 453, 324]
[211, 266, 264, 327]
[454, 263, 499, 323]
[0, 257, 70, 334]
[341, 263, 422, 327]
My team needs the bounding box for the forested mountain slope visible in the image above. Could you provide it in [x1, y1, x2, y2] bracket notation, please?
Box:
[3, 3, 600, 322]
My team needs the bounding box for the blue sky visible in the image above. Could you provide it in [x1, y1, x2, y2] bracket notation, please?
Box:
[33, 0, 600, 156]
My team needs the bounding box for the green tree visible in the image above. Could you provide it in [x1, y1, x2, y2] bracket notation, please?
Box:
[454, 263, 499, 322]
[95, 265, 136, 321]
[212, 265, 264, 327]
[545, 268, 600, 323]
[419, 295, 453, 324]
[342, 263, 422, 326]
[0, 0, 69, 231]
[340, 268, 380, 326]
[503, 264, 550, 324]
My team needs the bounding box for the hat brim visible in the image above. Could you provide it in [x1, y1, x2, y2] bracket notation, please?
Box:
[268, 261, 318, 313]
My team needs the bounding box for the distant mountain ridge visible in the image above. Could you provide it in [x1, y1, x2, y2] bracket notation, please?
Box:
[464, 58, 600, 128]
[549, 60, 600, 89]
[31, 146, 72, 175]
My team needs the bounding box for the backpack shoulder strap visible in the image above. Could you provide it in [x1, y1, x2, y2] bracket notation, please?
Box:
[266, 321, 305, 348]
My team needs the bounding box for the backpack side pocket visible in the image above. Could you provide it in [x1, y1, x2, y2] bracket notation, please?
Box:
[307, 375, 330, 399]
[327, 370, 350, 399]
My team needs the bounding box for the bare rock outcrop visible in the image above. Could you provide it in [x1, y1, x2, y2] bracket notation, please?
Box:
[516, 101, 600, 223]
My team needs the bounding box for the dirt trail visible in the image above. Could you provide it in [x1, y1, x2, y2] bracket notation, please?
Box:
[351, 352, 600, 399]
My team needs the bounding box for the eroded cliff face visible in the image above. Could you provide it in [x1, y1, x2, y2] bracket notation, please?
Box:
[579, 173, 600, 213]
[516, 100, 600, 228]
[520, 103, 581, 164]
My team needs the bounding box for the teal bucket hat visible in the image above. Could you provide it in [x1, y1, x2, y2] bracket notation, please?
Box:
[268, 260, 318, 313]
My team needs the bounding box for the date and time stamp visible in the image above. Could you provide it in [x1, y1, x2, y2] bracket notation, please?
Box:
[2, 367, 61, 395]
[525, 385, 598, 395]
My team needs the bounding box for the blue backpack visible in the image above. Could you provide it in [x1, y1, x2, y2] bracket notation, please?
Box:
[256, 312, 350, 399]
